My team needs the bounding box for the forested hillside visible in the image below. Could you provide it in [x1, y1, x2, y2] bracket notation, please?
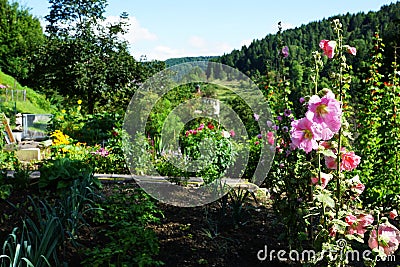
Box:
[165, 56, 217, 67]
[216, 2, 399, 87]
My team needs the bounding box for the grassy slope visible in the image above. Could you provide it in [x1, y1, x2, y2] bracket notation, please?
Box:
[0, 71, 54, 115]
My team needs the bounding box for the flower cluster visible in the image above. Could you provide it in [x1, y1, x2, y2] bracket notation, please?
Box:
[324, 147, 361, 171]
[91, 147, 109, 157]
[185, 123, 235, 138]
[319, 39, 356, 58]
[290, 90, 341, 153]
[51, 130, 71, 146]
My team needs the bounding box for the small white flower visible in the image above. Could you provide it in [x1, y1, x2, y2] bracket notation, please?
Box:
[221, 130, 230, 138]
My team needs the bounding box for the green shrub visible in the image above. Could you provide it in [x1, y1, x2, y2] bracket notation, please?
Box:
[38, 157, 99, 190]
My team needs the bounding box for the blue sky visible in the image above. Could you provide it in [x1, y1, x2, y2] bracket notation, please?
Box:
[17, 0, 398, 60]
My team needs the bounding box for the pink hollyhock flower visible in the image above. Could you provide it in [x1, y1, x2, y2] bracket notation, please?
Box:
[345, 214, 357, 226]
[229, 130, 235, 137]
[267, 131, 274, 145]
[197, 124, 204, 131]
[290, 117, 322, 153]
[306, 94, 342, 136]
[320, 125, 335, 141]
[341, 151, 361, 171]
[311, 172, 332, 189]
[369, 222, 400, 255]
[325, 148, 361, 171]
[281, 46, 289, 58]
[390, 210, 398, 220]
[348, 214, 374, 237]
[319, 39, 337, 58]
[348, 46, 357, 56]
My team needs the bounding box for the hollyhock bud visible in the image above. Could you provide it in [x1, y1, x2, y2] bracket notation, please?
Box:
[347, 46, 357, 56]
[390, 210, 398, 220]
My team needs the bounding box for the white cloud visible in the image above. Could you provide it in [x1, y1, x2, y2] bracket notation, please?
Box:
[132, 36, 237, 61]
[187, 36, 234, 56]
[103, 16, 157, 44]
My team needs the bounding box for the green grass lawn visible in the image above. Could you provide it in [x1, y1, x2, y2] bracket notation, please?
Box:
[0, 71, 54, 116]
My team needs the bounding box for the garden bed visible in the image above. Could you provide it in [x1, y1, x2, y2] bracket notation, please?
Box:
[0, 180, 292, 266]
[1, 179, 398, 266]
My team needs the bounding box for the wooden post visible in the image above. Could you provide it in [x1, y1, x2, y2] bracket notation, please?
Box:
[1, 113, 15, 143]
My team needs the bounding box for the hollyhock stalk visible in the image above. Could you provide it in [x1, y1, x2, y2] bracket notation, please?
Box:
[334, 20, 344, 219]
